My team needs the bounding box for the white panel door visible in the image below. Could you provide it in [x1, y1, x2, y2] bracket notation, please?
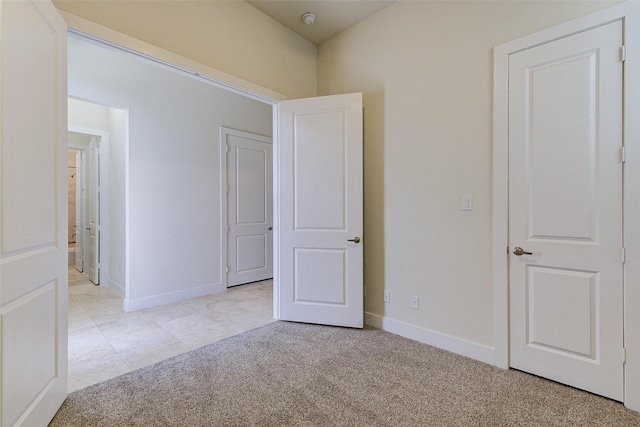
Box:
[0, 1, 68, 425]
[87, 137, 99, 284]
[225, 130, 273, 287]
[75, 150, 84, 272]
[278, 93, 363, 328]
[509, 21, 623, 400]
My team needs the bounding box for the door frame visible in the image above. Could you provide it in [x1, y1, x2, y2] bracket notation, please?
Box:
[492, 1, 640, 410]
[219, 126, 273, 288]
[61, 12, 287, 318]
[68, 125, 110, 289]
[70, 146, 85, 271]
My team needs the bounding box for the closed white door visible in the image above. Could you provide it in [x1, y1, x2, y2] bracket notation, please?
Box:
[0, 0, 68, 424]
[278, 93, 363, 328]
[75, 149, 85, 272]
[225, 129, 273, 286]
[509, 21, 624, 400]
[88, 137, 100, 284]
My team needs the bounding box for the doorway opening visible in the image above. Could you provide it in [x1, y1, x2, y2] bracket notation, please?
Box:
[66, 30, 277, 391]
[492, 1, 640, 409]
[67, 146, 83, 272]
[220, 127, 274, 289]
[68, 131, 101, 284]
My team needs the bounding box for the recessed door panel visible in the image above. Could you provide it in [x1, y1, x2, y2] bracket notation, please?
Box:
[2, 283, 57, 426]
[294, 248, 346, 305]
[1, 1, 57, 255]
[236, 235, 267, 272]
[528, 52, 597, 242]
[527, 266, 597, 359]
[236, 145, 267, 225]
[294, 110, 346, 230]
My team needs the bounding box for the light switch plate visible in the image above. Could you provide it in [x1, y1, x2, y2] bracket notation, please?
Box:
[462, 195, 473, 211]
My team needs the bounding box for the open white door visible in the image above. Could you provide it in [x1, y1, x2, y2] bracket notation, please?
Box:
[75, 150, 84, 272]
[87, 137, 99, 284]
[0, 0, 68, 425]
[224, 129, 273, 287]
[277, 93, 363, 328]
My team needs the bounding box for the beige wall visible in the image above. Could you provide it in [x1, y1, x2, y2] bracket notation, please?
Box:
[317, 1, 619, 347]
[55, 0, 622, 350]
[53, 0, 317, 99]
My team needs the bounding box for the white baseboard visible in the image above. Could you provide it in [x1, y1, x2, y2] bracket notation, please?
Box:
[108, 278, 125, 298]
[364, 312, 496, 366]
[123, 282, 226, 312]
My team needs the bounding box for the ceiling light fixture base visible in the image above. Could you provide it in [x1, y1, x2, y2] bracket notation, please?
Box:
[302, 12, 316, 25]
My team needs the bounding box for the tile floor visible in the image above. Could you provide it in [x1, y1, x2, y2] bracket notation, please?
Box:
[68, 267, 275, 392]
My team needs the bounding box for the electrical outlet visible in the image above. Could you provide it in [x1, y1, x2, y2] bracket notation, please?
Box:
[383, 290, 390, 303]
[410, 296, 419, 310]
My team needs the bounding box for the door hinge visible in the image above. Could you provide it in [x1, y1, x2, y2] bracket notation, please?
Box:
[622, 247, 627, 263]
[227, 225, 230, 232]
[226, 144, 229, 153]
[226, 184, 230, 193]
[226, 266, 230, 273]
[622, 45, 627, 62]
[621, 146, 627, 163]
[623, 347, 627, 363]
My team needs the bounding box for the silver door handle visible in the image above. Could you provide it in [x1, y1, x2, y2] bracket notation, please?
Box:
[347, 237, 361, 243]
[513, 246, 532, 256]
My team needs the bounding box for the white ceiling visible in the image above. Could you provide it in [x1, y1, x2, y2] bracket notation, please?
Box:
[246, 0, 395, 45]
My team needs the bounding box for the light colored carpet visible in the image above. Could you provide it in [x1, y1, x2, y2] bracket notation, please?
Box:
[50, 321, 640, 426]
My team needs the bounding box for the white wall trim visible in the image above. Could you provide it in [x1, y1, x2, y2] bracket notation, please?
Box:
[493, 0, 640, 410]
[108, 278, 125, 299]
[272, 105, 281, 321]
[123, 282, 226, 312]
[58, 11, 287, 105]
[219, 129, 229, 290]
[365, 312, 495, 365]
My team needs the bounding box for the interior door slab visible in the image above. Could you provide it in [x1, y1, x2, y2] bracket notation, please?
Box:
[508, 21, 624, 401]
[277, 93, 363, 328]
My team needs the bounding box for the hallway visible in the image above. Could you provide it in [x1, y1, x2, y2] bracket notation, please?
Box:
[68, 268, 274, 391]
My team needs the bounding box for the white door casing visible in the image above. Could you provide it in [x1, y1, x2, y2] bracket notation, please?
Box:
[0, 0, 68, 425]
[75, 150, 85, 272]
[277, 93, 363, 328]
[87, 136, 99, 284]
[508, 22, 623, 400]
[223, 128, 273, 287]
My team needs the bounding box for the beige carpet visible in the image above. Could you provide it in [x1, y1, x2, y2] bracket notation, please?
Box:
[50, 321, 640, 426]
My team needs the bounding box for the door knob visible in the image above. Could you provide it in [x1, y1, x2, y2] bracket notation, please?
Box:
[268, 226, 273, 231]
[513, 246, 532, 256]
[347, 237, 361, 243]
